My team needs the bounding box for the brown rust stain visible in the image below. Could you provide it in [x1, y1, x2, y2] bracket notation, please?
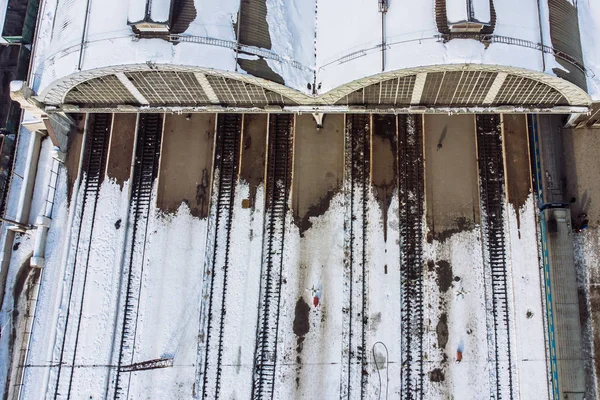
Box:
[502, 115, 531, 235]
[372, 115, 397, 242]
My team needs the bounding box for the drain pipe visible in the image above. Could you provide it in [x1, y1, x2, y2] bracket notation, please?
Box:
[234, 0, 243, 71]
[536, 0, 547, 72]
[379, 0, 389, 72]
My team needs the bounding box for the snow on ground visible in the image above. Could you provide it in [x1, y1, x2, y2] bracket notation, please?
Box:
[507, 195, 550, 400]
[274, 192, 345, 399]
[4, 161, 556, 398]
[20, 176, 130, 399]
[573, 226, 600, 400]
[55, 179, 131, 398]
[218, 183, 265, 399]
[422, 227, 489, 399]
[577, 0, 600, 100]
[127, 201, 208, 398]
[364, 193, 402, 398]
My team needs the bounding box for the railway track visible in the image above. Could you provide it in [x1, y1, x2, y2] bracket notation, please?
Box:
[53, 113, 112, 399]
[476, 115, 514, 400]
[113, 113, 163, 399]
[341, 114, 370, 400]
[398, 115, 425, 400]
[199, 114, 242, 398]
[252, 114, 294, 400]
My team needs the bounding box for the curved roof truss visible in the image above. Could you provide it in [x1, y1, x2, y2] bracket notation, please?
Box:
[39, 63, 591, 111]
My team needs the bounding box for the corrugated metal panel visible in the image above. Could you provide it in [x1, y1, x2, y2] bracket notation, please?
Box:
[548, 0, 587, 90]
[170, 0, 196, 34]
[435, 0, 450, 34]
[238, 0, 272, 49]
[237, 57, 284, 85]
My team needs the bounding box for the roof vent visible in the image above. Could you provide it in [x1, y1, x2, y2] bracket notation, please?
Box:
[446, 0, 491, 32]
[128, 0, 175, 33]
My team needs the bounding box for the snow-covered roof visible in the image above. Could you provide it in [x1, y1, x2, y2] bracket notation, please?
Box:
[150, 0, 171, 23]
[446, 0, 470, 23]
[471, 0, 491, 23]
[29, 0, 595, 107]
[577, 0, 600, 100]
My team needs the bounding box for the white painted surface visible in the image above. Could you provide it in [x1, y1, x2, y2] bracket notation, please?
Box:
[472, 0, 491, 23]
[150, 0, 171, 22]
[578, 0, 600, 100]
[128, 0, 147, 23]
[446, 0, 469, 23]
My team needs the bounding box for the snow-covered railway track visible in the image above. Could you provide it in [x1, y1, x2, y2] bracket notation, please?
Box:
[398, 115, 425, 400]
[199, 114, 242, 398]
[53, 113, 111, 399]
[252, 114, 294, 400]
[113, 113, 163, 399]
[341, 114, 370, 400]
[476, 115, 515, 400]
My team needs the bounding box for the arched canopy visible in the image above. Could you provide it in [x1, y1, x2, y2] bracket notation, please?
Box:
[39, 63, 592, 111]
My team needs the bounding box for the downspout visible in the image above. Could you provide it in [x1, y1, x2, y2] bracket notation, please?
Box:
[77, 0, 93, 71]
[536, 0, 547, 72]
[234, 0, 243, 71]
[381, 12, 386, 72]
[379, 0, 388, 72]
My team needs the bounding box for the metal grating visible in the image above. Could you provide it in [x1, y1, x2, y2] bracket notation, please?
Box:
[124, 71, 210, 105]
[336, 76, 416, 106]
[65, 75, 138, 105]
[205, 75, 294, 106]
[420, 71, 496, 105]
[494, 75, 567, 106]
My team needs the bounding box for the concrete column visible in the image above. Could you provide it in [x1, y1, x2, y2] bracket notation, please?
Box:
[14, 130, 43, 228]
